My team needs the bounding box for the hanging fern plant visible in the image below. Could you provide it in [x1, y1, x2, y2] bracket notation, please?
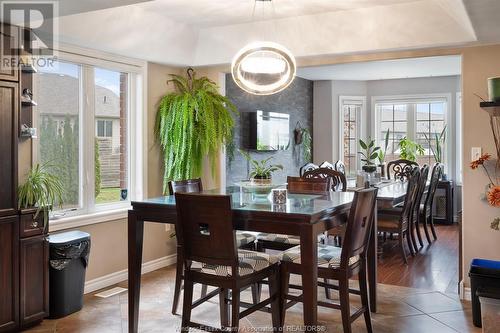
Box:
[155, 68, 237, 193]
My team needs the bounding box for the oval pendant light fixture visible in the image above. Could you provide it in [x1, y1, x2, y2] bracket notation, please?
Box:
[231, 41, 296, 95]
[231, 0, 296, 95]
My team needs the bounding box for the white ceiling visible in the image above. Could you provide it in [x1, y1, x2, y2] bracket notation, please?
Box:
[297, 55, 462, 81]
[142, 0, 417, 28]
[38, 0, 500, 67]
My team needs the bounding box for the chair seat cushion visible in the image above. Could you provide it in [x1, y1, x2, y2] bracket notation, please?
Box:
[279, 243, 359, 269]
[236, 231, 257, 247]
[191, 250, 278, 277]
[256, 233, 301, 245]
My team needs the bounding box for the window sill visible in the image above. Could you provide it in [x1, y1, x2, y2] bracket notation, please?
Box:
[49, 207, 131, 232]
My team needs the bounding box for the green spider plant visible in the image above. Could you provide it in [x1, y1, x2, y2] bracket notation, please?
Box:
[423, 125, 447, 163]
[155, 68, 237, 193]
[239, 150, 283, 179]
[18, 162, 63, 219]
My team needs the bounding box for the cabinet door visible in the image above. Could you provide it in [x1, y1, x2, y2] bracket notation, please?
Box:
[0, 23, 20, 82]
[0, 216, 19, 332]
[20, 235, 49, 328]
[0, 80, 18, 217]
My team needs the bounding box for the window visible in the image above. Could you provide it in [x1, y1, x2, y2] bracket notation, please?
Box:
[96, 120, 113, 137]
[339, 96, 365, 177]
[35, 53, 142, 219]
[373, 95, 449, 172]
[415, 102, 446, 166]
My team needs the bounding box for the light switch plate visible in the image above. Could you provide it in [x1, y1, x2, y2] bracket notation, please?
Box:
[471, 147, 482, 161]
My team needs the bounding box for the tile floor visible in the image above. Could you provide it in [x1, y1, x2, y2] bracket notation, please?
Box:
[26, 266, 480, 333]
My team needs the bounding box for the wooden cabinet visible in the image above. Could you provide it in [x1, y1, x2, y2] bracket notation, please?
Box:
[0, 80, 18, 217]
[0, 216, 19, 332]
[0, 23, 20, 82]
[19, 235, 49, 328]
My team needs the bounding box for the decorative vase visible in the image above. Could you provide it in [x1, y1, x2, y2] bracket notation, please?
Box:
[378, 163, 386, 179]
[488, 77, 500, 102]
[250, 176, 272, 185]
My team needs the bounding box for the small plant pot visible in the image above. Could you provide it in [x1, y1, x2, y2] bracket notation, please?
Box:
[362, 165, 377, 173]
[251, 176, 272, 185]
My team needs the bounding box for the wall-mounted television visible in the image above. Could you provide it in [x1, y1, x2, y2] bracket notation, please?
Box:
[245, 110, 290, 151]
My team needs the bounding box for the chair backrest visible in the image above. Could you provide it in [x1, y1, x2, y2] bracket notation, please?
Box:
[319, 161, 335, 170]
[413, 164, 429, 217]
[423, 163, 442, 213]
[302, 168, 347, 192]
[287, 176, 332, 194]
[299, 163, 318, 176]
[387, 159, 419, 181]
[168, 178, 203, 194]
[334, 160, 346, 175]
[175, 193, 238, 272]
[399, 166, 421, 230]
[340, 187, 378, 266]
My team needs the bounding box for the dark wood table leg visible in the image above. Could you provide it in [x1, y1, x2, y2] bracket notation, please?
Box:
[128, 210, 144, 333]
[300, 225, 318, 327]
[367, 206, 378, 313]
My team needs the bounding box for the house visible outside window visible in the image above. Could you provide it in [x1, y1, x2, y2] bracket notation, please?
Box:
[373, 95, 450, 173]
[96, 119, 113, 137]
[339, 96, 365, 177]
[34, 54, 143, 220]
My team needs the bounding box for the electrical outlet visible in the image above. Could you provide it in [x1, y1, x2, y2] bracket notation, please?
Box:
[471, 147, 482, 161]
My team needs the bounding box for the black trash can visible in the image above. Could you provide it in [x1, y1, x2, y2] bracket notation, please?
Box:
[48, 230, 91, 319]
[469, 258, 500, 327]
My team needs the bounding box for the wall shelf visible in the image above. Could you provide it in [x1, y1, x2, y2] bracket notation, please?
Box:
[480, 101, 500, 116]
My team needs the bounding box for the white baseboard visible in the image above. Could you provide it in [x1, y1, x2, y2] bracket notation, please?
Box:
[459, 280, 472, 301]
[84, 254, 177, 294]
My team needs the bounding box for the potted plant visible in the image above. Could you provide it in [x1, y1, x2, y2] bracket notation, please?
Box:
[18, 162, 63, 230]
[398, 137, 425, 162]
[358, 137, 380, 173]
[424, 125, 447, 178]
[377, 129, 390, 178]
[239, 150, 283, 185]
[155, 68, 237, 193]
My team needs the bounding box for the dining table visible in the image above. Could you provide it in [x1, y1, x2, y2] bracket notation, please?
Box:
[127, 181, 409, 332]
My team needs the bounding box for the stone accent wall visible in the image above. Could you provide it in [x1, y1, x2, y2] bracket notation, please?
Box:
[225, 75, 313, 185]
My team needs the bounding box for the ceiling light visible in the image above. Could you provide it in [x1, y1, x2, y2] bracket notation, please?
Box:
[231, 41, 296, 96]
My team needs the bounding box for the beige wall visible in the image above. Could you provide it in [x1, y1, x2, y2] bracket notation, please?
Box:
[461, 45, 500, 284]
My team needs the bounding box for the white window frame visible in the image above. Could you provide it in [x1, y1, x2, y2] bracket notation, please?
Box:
[370, 93, 452, 176]
[339, 96, 366, 176]
[35, 43, 147, 231]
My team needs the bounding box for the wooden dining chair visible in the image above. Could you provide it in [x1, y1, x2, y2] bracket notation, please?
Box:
[175, 193, 281, 333]
[319, 161, 335, 170]
[299, 162, 318, 176]
[411, 164, 429, 250]
[420, 163, 443, 243]
[279, 187, 378, 333]
[303, 167, 347, 192]
[255, 177, 332, 252]
[334, 160, 346, 175]
[386, 159, 419, 181]
[168, 178, 257, 315]
[378, 167, 421, 264]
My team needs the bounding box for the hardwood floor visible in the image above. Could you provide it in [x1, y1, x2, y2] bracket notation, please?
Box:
[377, 224, 460, 294]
